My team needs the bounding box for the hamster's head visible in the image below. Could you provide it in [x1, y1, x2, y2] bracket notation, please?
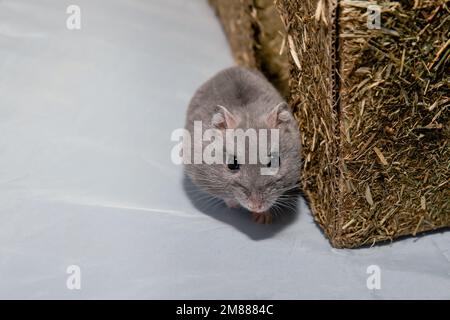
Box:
[209, 102, 302, 213]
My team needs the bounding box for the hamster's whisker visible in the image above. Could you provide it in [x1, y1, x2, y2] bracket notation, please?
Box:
[271, 204, 286, 218]
[205, 199, 226, 210]
[199, 196, 226, 209]
[186, 182, 227, 192]
[185, 190, 225, 204]
[270, 205, 282, 218]
[273, 200, 297, 214]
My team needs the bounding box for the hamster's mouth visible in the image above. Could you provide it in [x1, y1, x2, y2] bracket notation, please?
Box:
[250, 208, 269, 214]
[241, 202, 273, 214]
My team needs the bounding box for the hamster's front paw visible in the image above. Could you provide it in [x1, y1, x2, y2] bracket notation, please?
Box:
[224, 198, 240, 209]
[251, 211, 273, 224]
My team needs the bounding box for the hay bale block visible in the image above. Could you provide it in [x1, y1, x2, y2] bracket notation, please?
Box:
[210, 0, 450, 248]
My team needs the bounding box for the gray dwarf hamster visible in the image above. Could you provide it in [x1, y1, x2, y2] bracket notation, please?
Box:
[184, 66, 301, 224]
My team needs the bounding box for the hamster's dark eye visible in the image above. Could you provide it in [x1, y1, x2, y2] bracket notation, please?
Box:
[267, 154, 281, 168]
[228, 156, 240, 171]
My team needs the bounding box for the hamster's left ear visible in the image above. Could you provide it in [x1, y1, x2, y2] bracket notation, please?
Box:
[212, 105, 239, 130]
[264, 102, 292, 128]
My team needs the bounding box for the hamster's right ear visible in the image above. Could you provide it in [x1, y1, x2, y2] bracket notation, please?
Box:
[211, 105, 239, 129]
[264, 102, 292, 128]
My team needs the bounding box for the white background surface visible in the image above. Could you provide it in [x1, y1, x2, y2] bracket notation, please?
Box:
[0, 0, 449, 299]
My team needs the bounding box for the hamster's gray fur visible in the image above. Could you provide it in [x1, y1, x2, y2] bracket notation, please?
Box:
[185, 66, 301, 223]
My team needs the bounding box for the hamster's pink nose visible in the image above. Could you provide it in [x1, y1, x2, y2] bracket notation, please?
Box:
[247, 195, 264, 212]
